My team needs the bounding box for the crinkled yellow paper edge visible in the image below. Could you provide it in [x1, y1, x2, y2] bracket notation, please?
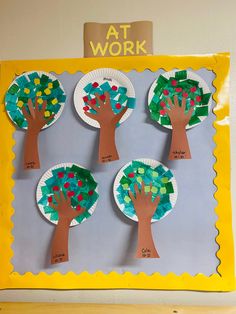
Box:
[0, 53, 234, 290]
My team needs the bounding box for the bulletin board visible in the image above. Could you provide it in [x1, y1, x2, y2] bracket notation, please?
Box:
[0, 53, 234, 291]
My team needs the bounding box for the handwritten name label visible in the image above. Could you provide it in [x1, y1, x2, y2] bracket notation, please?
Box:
[84, 21, 153, 58]
[52, 253, 65, 264]
[172, 150, 186, 159]
[25, 161, 37, 169]
[142, 248, 151, 258]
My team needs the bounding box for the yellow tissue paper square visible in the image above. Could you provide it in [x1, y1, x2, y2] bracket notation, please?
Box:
[44, 111, 50, 117]
[44, 88, 51, 95]
[34, 78, 40, 85]
[17, 100, 24, 108]
[51, 98, 58, 105]
[24, 88, 30, 94]
[37, 98, 43, 104]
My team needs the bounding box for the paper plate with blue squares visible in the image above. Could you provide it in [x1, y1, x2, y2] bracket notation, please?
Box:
[74, 68, 136, 128]
[36, 162, 99, 226]
[5, 71, 66, 130]
[113, 159, 178, 223]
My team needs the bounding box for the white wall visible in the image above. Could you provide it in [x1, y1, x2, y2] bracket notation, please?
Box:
[0, 0, 236, 305]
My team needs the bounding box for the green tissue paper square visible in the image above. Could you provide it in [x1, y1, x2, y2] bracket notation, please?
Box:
[195, 106, 209, 116]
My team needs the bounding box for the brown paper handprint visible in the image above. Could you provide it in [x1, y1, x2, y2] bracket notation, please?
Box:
[84, 91, 128, 163]
[129, 183, 160, 258]
[166, 95, 194, 160]
[49, 190, 85, 264]
[22, 98, 54, 169]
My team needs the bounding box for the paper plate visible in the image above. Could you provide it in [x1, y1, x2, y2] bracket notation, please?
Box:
[113, 158, 178, 223]
[36, 163, 99, 227]
[148, 70, 212, 130]
[74, 68, 135, 128]
[5, 71, 66, 130]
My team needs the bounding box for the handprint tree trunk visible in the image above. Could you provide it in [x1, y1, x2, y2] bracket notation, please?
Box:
[136, 218, 159, 258]
[166, 96, 193, 160]
[51, 216, 72, 264]
[98, 123, 119, 162]
[22, 98, 54, 169]
[129, 183, 160, 258]
[148, 70, 212, 160]
[115, 159, 177, 259]
[50, 191, 85, 264]
[84, 92, 128, 163]
[37, 163, 99, 265]
[5, 71, 66, 170]
[168, 125, 191, 160]
[24, 129, 40, 169]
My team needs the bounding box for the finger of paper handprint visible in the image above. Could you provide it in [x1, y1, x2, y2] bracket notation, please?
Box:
[134, 184, 140, 198]
[104, 91, 111, 106]
[181, 96, 186, 112]
[186, 107, 194, 120]
[153, 195, 161, 208]
[54, 192, 62, 208]
[88, 99, 100, 112]
[95, 93, 105, 107]
[41, 99, 47, 114]
[114, 106, 128, 123]
[21, 106, 31, 121]
[49, 201, 57, 211]
[166, 97, 174, 109]
[129, 190, 136, 203]
[27, 99, 36, 118]
[84, 110, 99, 121]
[173, 95, 179, 107]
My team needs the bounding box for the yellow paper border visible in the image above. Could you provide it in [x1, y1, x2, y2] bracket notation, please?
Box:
[0, 53, 234, 291]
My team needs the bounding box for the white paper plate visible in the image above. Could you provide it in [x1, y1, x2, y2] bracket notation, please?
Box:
[74, 68, 135, 128]
[36, 163, 98, 227]
[113, 158, 178, 223]
[5, 71, 66, 130]
[148, 70, 212, 130]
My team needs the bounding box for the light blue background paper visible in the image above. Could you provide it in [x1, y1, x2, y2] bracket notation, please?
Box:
[12, 69, 218, 275]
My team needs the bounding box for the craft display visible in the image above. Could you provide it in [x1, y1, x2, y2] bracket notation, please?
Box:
[36, 163, 98, 264]
[74, 68, 135, 163]
[0, 54, 234, 292]
[148, 70, 212, 159]
[114, 159, 177, 258]
[5, 71, 66, 169]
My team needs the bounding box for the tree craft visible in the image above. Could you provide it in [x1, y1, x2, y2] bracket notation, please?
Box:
[74, 68, 135, 163]
[36, 163, 99, 264]
[148, 70, 212, 159]
[114, 159, 177, 258]
[5, 71, 66, 169]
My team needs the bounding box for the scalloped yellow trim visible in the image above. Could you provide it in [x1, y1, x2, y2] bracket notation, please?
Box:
[0, 53, 234, 291]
